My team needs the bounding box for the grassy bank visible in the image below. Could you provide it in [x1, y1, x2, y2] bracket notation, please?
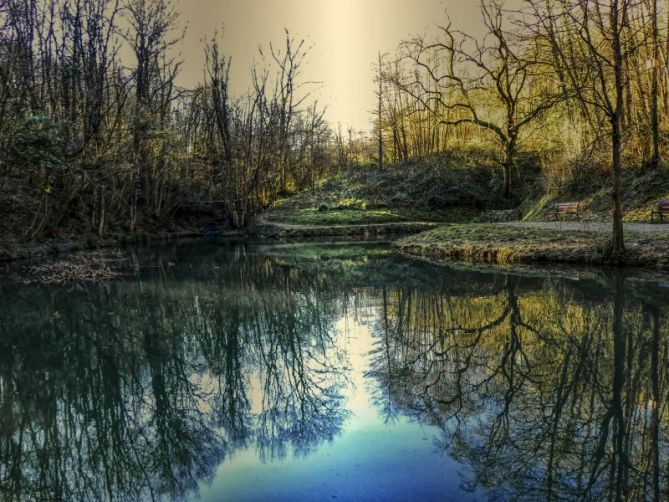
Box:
[522, 167, 669, 222]
[395, 224, 669, 269]
[265, 156, 669, 228]
[264, 148, 540, 227]
[254, 220, 437, 240]
[258, 153, 669, 270]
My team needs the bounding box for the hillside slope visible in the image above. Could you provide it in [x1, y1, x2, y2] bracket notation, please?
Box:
[265, 149, 540, 226]
[522, 168, 669, 222]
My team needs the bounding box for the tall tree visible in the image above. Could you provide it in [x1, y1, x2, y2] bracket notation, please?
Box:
[649, 0, 660, 170]
[124, 0, 182, 218]
[528, 0, 644, 256]
[374, 52, 385, 168]
[268, 29, 311, 195]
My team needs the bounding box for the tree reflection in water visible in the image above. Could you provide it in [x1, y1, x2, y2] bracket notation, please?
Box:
[0, 242, 350, 501]
[370, 266, 669, 501]
[0, 240, 668, 501]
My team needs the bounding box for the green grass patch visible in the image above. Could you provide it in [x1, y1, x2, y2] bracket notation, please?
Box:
[265, 207, 479, 226]
[399, 223, 596, 247]
[396, 223, 669, 268]
[521, 194, 557, 221]
[266, 208, 407, 225]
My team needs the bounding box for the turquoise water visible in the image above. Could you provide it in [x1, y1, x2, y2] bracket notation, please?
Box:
[1, 240, 668, 501]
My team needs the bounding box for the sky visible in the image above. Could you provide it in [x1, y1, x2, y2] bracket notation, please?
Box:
[172, 0, 493, 132]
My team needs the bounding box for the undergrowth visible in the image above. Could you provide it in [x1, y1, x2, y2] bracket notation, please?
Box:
[265, 148, 541, 225]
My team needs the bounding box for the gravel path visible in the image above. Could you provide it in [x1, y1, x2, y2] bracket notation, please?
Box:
[503, 221, 669, 236]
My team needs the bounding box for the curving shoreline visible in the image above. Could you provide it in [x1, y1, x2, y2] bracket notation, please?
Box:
[4, 219, 669, 271]
[394, 223, 669, 269]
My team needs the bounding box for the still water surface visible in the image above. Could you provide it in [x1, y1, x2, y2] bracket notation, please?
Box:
[1, 240, 668, 501]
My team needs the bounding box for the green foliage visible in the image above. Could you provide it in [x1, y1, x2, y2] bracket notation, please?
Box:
[6, 115, 68, 172]
[271, 208, 408, 225]
[332, 198, 367, 210]
[518, 168, 669, 223]
[521, 195, 557, 221]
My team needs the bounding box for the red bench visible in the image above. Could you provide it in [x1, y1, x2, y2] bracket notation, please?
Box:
[547, 202, 581, 221]
[651, 200, 669, 223]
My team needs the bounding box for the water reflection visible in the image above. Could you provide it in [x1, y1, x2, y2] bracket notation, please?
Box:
[0, 240, 667, 501]
[0, 242, 350, 500]
[370, 270, 669, 501]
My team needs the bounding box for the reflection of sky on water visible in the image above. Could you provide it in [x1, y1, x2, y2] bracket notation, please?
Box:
[199, 307, 481, 501]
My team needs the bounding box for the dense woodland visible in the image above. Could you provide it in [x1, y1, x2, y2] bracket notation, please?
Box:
[0, 0, 335, 240]
[0, 0, 668, 255]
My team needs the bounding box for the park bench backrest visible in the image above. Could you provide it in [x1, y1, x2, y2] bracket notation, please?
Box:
[556, 202, 580, 213]
[651, 200, 669, 222]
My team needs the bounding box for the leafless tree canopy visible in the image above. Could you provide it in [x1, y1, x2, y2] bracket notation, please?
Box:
[1, 0, 667, 254]
[372, 0, 664, 254]
[0, 1, 335, 238]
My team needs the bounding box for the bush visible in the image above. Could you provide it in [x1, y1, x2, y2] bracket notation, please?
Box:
[332, 197, 367, 210]
[6, 115, 68, 172]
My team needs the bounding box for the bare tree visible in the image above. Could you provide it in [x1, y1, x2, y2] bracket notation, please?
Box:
[267, 29, 313, 195]
[527, 0, 645, 256]
[374, 52, 385, 168]
[649, 0, 660, 169]
[124, 0, 182, 218]
[396, 0, 563, 198]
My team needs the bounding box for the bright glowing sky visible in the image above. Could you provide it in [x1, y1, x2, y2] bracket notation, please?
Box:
[173, 0, 495, 132]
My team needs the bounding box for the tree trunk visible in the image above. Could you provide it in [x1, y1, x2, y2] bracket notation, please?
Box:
[611, 0, 625, 256]
[502, 140, 515, 199]
[503, 162, 511, 200]
[612, 110, 625, 255]
[650, 0, 660, 170]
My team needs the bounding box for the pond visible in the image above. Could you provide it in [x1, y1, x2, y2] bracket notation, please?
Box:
[1, 240, 668, 501]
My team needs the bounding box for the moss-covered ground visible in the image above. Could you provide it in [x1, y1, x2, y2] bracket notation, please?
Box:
[395, 223, 669, 268]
